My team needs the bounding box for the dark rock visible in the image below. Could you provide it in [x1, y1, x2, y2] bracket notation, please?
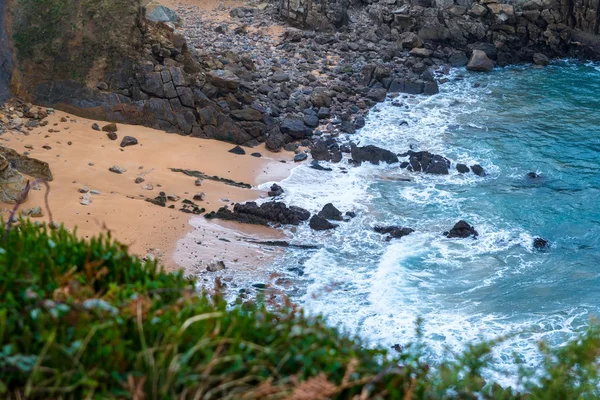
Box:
[533, 237, 549, 249]
[266, 129, 285, 152]
[146, 195, 167, 207]
[402, 151, 450, 174]
[367, 88, 388, 102]
[231, 108, 263, 121]
[318, 203, 343, 221]
[310, 160, 332, 171]
[251, 152, 262, 157]
[120, 136, 138, 148]
[109, 165, 126, 174]
[533, 53, 550, 66]
[470, 164, 486, 176]
[268, 183, 284, 197]
[354, 116, 366, 129]
[303, 115, 319, 128]
[102, 123, 118, 132]
[467, 50, 494, 72]
[527, 172, 541, 179]
[456, 163, 470, 173]
[281, 118, 308, 139]
[340, 121, 356, 134]
[345, 211, 356, 218]
[444, 220, 478, 239]
[294, 152, 308, 162]
[205, 201, 311, 226]
[229, 145, 246, 155]
[317, 107, 331, 119]
[92, 123, 100, 131]
[106, 132, 118, 141]
[351, 145, 399, 165]
[374, 226, 415, 240]
[309, 215, 337, 231]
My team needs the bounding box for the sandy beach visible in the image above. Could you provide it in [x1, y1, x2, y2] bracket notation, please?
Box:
[0, 110, 294, 271]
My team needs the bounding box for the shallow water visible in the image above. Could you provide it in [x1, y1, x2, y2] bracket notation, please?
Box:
[261, 61, 600, 378]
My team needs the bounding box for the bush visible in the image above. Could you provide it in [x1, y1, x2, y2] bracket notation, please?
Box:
[0, 221, 599, 399]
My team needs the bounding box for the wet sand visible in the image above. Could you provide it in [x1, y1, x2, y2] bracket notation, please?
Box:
[0, 110, 294, 270]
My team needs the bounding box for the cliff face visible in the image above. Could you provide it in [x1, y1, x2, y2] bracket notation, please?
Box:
[0, 0, 13, 102]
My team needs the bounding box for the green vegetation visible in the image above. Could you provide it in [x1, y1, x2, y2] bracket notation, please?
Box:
[11, 0, 141, 78]
[0, 221, 599, 399]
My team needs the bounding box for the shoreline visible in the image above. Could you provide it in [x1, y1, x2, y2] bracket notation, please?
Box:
[0, 109, 295, 271]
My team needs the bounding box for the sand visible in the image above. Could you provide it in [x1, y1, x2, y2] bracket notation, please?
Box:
[0, 110, 294, 270]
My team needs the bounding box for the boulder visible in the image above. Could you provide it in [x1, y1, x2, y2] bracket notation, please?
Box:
[318, 203, 343, 221]
[533, 53, 550, 66]
[374, 226, 415, 240]
[228, 145, 246, 155]
[456, 163, 470, 173]
[351, 145, 399, 165]
[205, 201, 311, 226]
[0, 146, 53, 181]
[444, 220, 478, 239]
[120, 136, 138, 148]
[205, 70, 241, 92]
[268, 184, 284, 197]
[102, 123, 118, 132]
[144, 1, 179, 23]
[0, 155, 27, 203]
[466, 50, 494, 72]
[401, 151, 450, 174]
[231, 108, 263, 121]
[280, 118, 308, 139]
[533, 237, 549, 249]
[294, 153, 308, 162]
[470, 164, 486, 176]
[309, 215, 337, 231]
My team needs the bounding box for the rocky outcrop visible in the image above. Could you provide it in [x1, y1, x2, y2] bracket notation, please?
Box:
[351, 144, 399, 165]
[444, 220, 478, 239]
[0, 146, 53, 181]
[205, 201, 311, 226]
[0, 154, 27, 203]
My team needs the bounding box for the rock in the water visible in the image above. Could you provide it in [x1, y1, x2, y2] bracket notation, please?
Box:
[205, 201, 310, 226]
[318, 203, 343, 221]
[467, 50, 494, 72]
[310, 160, 332, 171]
[102, 123, 118, 133]
[120, 136, 138, 148]
[351, 144, 399, 165]
[533, 53, 550, 66]
[374, 226, 415, 240]
[206, 260, 226, 272]
[228, 145, 246, 155]
[109, 165, 127, 174]
[268, 183, 284, 197]
[401, 150, 450, 174]
[456, 163, 470, 173]
[527, 172, 541, 179]
[444, 220, 478, 239]
[309, 215, 337, 231]
[470, 164, 486, 176]
[533, 237, 549, 249]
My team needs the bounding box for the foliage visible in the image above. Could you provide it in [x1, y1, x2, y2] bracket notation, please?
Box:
[0, 221, 599, 399]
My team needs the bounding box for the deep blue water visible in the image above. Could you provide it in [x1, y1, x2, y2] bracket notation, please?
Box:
[259, 61, 600, 378]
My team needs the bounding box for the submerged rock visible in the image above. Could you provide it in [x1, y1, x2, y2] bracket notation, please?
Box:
[374, 226, 415, 241]
[444, 220, 478, 239]
[318, 203, 343, 221]
[309, 215, 337, 231]
[533, 237, 550, 250]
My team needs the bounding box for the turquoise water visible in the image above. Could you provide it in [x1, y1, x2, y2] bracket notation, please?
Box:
[263, 61, 600, 376]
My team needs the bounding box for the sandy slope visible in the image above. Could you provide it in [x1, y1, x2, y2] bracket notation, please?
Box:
[0, 110, 293, 270]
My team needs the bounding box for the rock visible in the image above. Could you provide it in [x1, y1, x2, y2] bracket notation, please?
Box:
[206, 70, 240, 92]
[444, 220, 478, 239]
[231, 108, 263, 121]
[30, 206, 43, 217]
[401, 151, 450, 174]
[456, 163, 470, 173]
[303, 115, 319, 128]
[449, 51, 469, 67]
[251, 152, 262, 158]
[102, 123, 118, 133]
[351, 145, 399, 165]
[193, 192, 205, 201]
[268, 183, 284, 197]
[281, 118, 308, 139]
[135, 177, 145, 184]
[318, 203, 343, 221]
[205, 201, 311, 226]
[367, 88, 388, 103]
[265, 129, 286, 152]
[79, 194, 92, 206]
[309, 215, 337, 231]
[0, 146, 53, 181]
[144, 1, 179, 23]
[317, 107, 331, 119]
[310, 161, 332, 171]
[374, 226, 415, 240]
[294, 153, 308, 162]
[533, 237, 549, 250]
[142, 184, 154, 190]
[79, 186, 90, 193]
[527, 172, 541, 179]
[466, 50, 494, 72]
[228, 145, 246, 155]
[470, 164, 486, 176]
[120, 136, 138, 148]
[533, 53, 550, 66]
[109, 165, 127, 174]
[311, 88, 332, 107]
[146, 194, 167, 207]
[92, 123, 100, 131]
[206, 260, 226, 272]
[106, 132, 118, 141]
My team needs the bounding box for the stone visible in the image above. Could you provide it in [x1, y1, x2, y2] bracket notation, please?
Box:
[120, 136, 138, 148]
[0, 146, 53, 181]
[444, 220, 478, 239]
[92, 123, 100, 131]
[231, 108, 263, 121]
[533, 237, 549, 249]
[280, 118, 307, 139]
[102, 123, 118, 132]
[374, 226, 415, 240]
[30, 206, 43, 217]
[251, 152, 262, 158]
[467, 50, 494, 72]
[318, 203, 343, 221]
[294, 153, 308, 162]
[533, 53, 550, 66]
[135, 177, 145, 184]
[470, 164, 486, 176]
[193, 192, 205, 201]
[401, 151, 450, 175]
[79, 194, 92, 206]
[268, 184, 284, 197]
[367, 88, 388, 103]
[303, 115, 319, 128]
[206, 70, 240, 92]
[456, 163, 470, 173]
[205, 201, 310, 226]
[309, 215, 337, 231]
[351, 145, 399, 165]
[206, 260, 226, 272]
[144, 1, 179, 23]
[228, 145, 246, 155]
[106, 132, 118, 141]
[109, 165, 127, 174]
[317, 107, 331, 119]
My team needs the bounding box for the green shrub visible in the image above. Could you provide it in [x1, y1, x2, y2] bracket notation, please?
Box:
[0, 221, 599, 399]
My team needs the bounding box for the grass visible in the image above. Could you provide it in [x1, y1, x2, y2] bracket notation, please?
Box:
[0, 220, 599, 399]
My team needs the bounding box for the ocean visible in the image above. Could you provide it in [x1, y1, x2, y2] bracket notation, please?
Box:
[257, 60, 600, 379]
